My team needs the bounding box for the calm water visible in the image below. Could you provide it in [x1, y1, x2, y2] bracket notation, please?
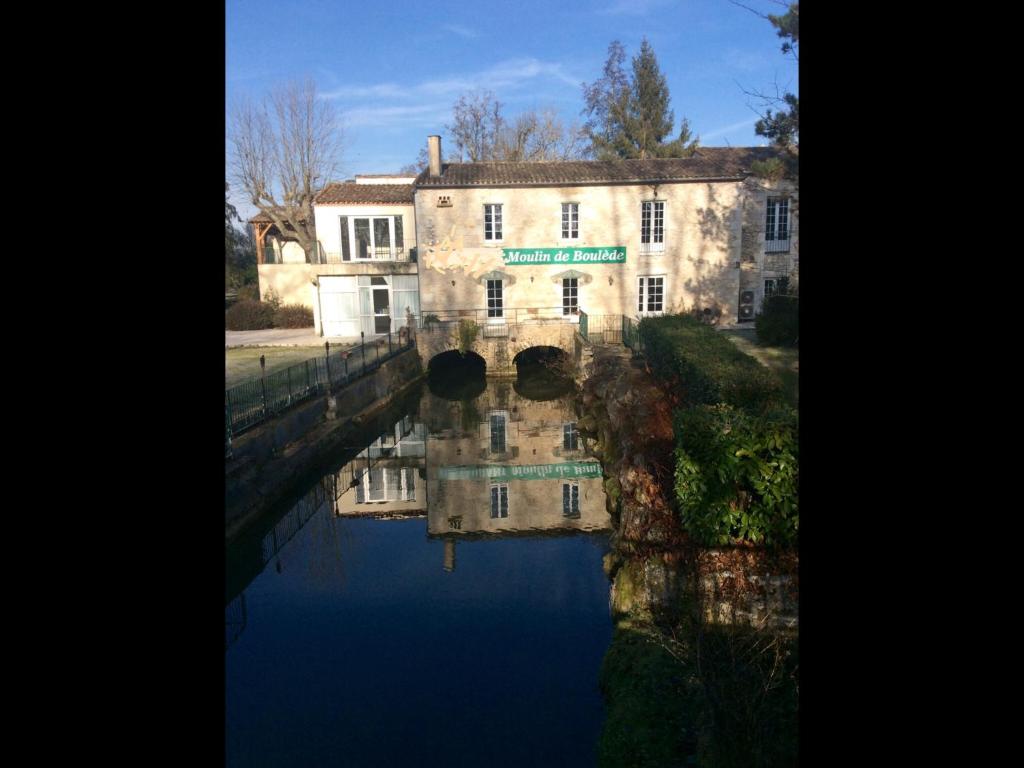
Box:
[226, 362, 613, 767]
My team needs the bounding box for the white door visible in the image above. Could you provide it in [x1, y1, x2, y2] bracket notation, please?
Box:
[319, 276, 359, 336]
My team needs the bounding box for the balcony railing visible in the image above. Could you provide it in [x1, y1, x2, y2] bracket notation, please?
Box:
[315, 246, 416, 264]
[639, 241, 665, 254]
[765, 238, 791, 253]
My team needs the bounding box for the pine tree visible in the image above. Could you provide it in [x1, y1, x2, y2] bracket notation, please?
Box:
[582, 39, 698, 160]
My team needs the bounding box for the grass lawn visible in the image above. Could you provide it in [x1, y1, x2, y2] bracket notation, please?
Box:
[226, 346, 333, 389]
[721, 328, 799, 406]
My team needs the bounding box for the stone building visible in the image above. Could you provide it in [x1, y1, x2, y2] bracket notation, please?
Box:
[413, 135, 797, 327]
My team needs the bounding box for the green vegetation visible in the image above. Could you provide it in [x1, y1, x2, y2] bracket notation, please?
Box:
[599, 625, 702, 767]
[456, 319, 479, 356]
[719, 329, 798, 408]
[638, 315, 797, 547]
[599, 617, 798, 767]
[583, 39, 699, 160]
[225, 299, 275, 331]
[225, 346, 328, 389]
[755, 294, 798, 348]
[639, 314, 784, 413]
[674, 405, 798, 547]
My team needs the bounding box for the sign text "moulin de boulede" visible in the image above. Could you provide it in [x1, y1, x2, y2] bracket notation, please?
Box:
[502, 247, 626, 265]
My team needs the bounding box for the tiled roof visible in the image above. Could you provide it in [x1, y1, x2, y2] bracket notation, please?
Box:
[315, 182, 415, 204]
[414, 147, 783, 187]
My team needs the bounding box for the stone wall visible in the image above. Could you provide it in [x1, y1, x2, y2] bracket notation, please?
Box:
[416, 320, 580, 375]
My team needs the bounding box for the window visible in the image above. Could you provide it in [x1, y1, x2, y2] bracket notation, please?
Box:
[341, 216, 403, 261]
[640, 201, 665, 253]
[561, 203, 579, 239]
[638, 276, 665, 315]
[562, 278, 579, 316]
[490, 484, 509, 519]
[562, 482, 580, 518]
[489, 412, 507, 453]
[487, 278, 504, 319]
[484, 203, 503, 242]
[563, 422, 578, 451]
[764, 277, 790, 298]
[765, 197, 790, 252]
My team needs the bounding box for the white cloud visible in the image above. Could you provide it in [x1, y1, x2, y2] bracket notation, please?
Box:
[319, 57, 581, 104]
[598, 0, 672, 16]
[442, 23, 479, 39]
[700, 117, 759, 142]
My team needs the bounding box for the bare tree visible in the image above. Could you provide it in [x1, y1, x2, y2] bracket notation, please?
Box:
[228, 77, 342, 260]
[441, 90, 587, 164]
[446, 89, 503, 162]
[494, 109, 588, 161]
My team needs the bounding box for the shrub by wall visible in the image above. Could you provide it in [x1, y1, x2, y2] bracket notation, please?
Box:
[755, 295, 798, 347]
[273, 304, 314, 328]
[673, 404, 798, 547]
[225, 299, 275, 330]
[639, 315, 784, 412]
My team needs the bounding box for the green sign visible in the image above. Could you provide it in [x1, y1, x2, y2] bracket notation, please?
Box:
[438, 461, 603, 481]
[502, 247, 626, 265]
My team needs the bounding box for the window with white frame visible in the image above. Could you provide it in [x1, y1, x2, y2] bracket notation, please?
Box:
[765, 197, 790, 253]
[340, 216, 403, 261]
[489, 412, 508, 453]
[484, 204, 503, 242]
[490, 483, 509, 518]
[638, 276, 665, 315]
[640, 201, 665, 253]
[487, 278, 504, 319]
[563, 422, 579, 451]
[561, 203, 579, 239]
[562, 278, 579, 316]
[562, 481, 580, 518]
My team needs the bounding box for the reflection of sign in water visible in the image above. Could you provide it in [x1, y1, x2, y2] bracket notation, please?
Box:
[438, 462, 602, 481]
[502, 247, 626, 265]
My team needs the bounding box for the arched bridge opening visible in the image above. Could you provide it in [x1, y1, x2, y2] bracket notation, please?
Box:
[427, 350, 487, 401]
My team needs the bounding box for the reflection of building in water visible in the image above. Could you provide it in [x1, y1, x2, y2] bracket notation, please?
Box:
[335, 415, 428, 517]
[426, 387, 610, 546]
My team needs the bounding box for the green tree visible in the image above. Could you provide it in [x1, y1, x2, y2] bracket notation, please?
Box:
[225, 183, 256, 291]
[755, 3, 798, 150]
[582, 39, 698, 160]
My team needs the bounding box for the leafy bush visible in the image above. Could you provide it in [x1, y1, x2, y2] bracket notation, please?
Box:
[755, 294, 798, 347]
[673, 404, 798, 547]
[639, 315, 784, 412]
[457, 319, 479, 356]
[225, 299, 275, 330]
[273, 304, 314, 328]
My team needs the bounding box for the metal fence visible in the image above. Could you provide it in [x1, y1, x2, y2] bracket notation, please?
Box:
[414, 307, 572, 329]
[578, 312, 626, 344]
[225, 331, 415, 449]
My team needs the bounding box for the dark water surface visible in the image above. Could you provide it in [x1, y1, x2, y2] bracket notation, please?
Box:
[226, 364, 613, 767]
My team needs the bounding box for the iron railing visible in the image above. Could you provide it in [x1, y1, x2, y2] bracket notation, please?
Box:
[414, 307, 574, 329]
[315, 246, 416, 264]
[225, 331, 415, 445]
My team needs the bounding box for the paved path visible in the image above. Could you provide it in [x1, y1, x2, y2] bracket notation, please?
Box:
[226, 329, 361, 348]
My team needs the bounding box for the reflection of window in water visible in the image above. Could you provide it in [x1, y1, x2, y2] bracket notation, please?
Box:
[354, 467, 416, 503]
[562, 482, 580, 518]
[563, 422, 578, 451]
[489, 412, 508, 453]
[490, 483, 509, 518]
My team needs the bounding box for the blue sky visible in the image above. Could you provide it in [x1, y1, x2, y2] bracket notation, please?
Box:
[226, 0, 797, 220]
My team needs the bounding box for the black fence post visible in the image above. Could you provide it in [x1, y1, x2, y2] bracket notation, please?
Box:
[259, 355, 268, 418]
[286, 365, 293, 404]
[324, 341, 331, 392]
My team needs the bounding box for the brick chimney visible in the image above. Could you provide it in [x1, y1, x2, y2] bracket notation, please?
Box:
[428, 135, 442, 177]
